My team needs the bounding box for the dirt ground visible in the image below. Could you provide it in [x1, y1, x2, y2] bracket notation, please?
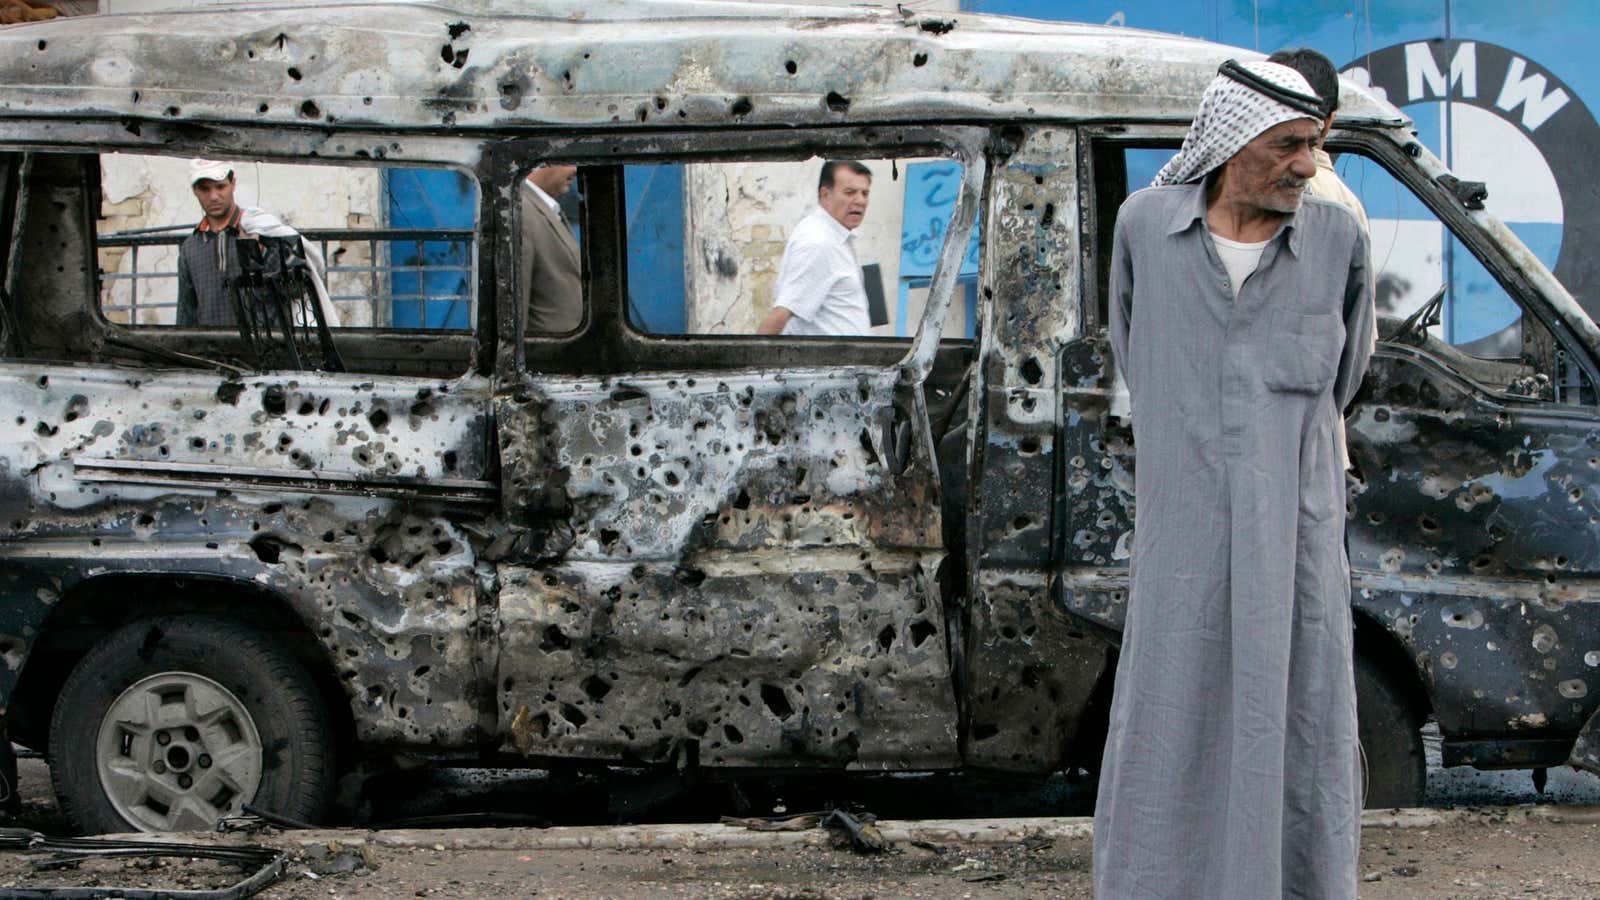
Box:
[4, 758, 1600, 898]
[1, 818, 1599, 898]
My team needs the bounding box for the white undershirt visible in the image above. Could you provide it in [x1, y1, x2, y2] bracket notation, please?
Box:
[1210, 233, 1269, 299]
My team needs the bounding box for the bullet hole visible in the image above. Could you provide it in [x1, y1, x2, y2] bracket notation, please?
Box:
[248, 534, 300, 564]
[1572, 488, 1585, 502]
[576, 675, 614, 704]
[610, 387, 648, 403]
[286, 66, 302, 80]
[913, 52, 929, 66]
[189, 437, 206, 450]
[1019, 357, 1044, 386]
[215, 380, 245, 405]
[1367, 511, 1386, 525]
[448, 20, 471, 39]
[540, 625, 571, 653]
[34, 422, 57, 438]
[35, 375, 47, 388]
[724, 724, 744, 744]
[1040, 202, 1056, 227]
[732, 489, 751, 511]
[877, 625, 896, 650]
[729, 96, 754, 117]
[37, 39, 46, 50]
[559, 703, 587, 728]
[1418, 514, 1439, 533]
[367, 407, 390, 431]
[165, 106, 181, 117]
[673, 567, 706, 587]
[919, 18, 956, 35]
[824, 91, 851, 113]
[63, 395, 88, 422]
[686, 719, 709, 737]
[972, 722, 1000, 741]
[277, 433, 294, 450]
[442, 450, 458, 472]
[261, 385, 287, 415]
[749, 683, 793, 721]
[909, 619, 937, 647]
[300, 99, 321, 119]
[598, 528, 621, 551]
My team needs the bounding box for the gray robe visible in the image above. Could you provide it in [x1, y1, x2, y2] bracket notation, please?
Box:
[1094, 182, 1374, 899]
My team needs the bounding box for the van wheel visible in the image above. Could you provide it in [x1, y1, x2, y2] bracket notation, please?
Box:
[1356, 652, 1426, 809]
[48, 617, 333, 833]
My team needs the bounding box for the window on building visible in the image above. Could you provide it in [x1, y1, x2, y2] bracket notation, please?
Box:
[619, 155, 977, 341]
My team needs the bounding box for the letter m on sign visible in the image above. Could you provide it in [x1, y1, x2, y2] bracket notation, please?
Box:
[1406, 41, 1478, 102]
[1496, 57, 1570, 131]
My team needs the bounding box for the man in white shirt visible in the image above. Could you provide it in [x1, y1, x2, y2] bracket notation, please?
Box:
[757, 160, 873, 336]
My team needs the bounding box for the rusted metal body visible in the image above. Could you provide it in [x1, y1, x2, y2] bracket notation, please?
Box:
[0, 0, 1597, 827]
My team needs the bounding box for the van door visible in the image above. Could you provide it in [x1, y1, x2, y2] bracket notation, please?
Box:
[488, 131, 984, 771]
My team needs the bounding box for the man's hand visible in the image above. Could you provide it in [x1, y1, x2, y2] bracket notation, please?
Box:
[756, 306, 793, 336]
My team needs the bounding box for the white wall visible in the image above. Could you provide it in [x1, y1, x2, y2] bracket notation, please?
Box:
[98, 155, 384, 325]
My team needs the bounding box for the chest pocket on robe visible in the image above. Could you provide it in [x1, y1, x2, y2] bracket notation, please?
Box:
[1262, 310, 1342, 395]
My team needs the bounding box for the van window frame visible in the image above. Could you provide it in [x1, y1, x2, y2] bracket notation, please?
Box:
[83, 152, 487, 379]
[488, 125, 986, 379]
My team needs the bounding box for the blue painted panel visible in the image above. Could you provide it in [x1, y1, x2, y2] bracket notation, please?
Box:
[900, 161, 980, 280]
[384, 169, 474, 330]
[624, 165, 688, 333]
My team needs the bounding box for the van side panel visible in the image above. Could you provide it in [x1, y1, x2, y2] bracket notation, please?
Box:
[0, 363, 497, 749]
[493, 369, 960, 769]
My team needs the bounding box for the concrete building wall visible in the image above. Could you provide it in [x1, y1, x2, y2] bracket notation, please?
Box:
[682, 157, 936, 336]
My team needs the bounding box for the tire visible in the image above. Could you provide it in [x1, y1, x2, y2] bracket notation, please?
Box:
[1355, 652, 1426, 809]
[48, 616, 334, 833]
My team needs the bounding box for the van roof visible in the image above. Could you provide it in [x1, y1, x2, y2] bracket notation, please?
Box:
[0, 0, 1407, 133]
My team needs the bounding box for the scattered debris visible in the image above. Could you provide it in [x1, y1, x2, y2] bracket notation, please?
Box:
[720, 813, 824, 832]
[820, 810, 888, 854]
[0, 827, 286, 899]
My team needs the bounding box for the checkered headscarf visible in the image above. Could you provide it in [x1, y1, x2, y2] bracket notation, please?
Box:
[1152, 60, 1323, 187]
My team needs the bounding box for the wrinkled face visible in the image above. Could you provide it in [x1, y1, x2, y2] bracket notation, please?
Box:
[819, 168, 871, 229]
[528, 165, 578, 198]
[1225, 118, 1321, 214]
[191, 176, 237, 221]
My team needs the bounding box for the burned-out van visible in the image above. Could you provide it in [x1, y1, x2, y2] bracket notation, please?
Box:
[2, 0, 1599, 833]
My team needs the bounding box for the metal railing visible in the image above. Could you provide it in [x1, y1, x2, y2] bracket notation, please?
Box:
[97, 226, 476, 327]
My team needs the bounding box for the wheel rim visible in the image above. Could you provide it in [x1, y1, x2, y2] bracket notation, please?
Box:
[95, 671, 264, 832]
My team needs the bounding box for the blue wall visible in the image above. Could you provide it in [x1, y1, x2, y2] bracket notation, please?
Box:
[384, 169, 475, 329]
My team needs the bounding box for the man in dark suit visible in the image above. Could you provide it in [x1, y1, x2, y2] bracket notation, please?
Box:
[518, 165, 582, 333]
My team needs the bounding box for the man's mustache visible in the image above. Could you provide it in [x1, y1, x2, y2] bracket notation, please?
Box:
[1276, 176, 1308, 190]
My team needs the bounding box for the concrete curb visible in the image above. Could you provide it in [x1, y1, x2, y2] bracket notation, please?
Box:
[105, 805, 1600, 852]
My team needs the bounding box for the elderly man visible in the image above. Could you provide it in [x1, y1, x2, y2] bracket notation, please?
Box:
[518, 164, 583, 333]
[756, 160, 872, 336]
[176, 159, 334, 327]
[1094, 60, 1374, 898]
